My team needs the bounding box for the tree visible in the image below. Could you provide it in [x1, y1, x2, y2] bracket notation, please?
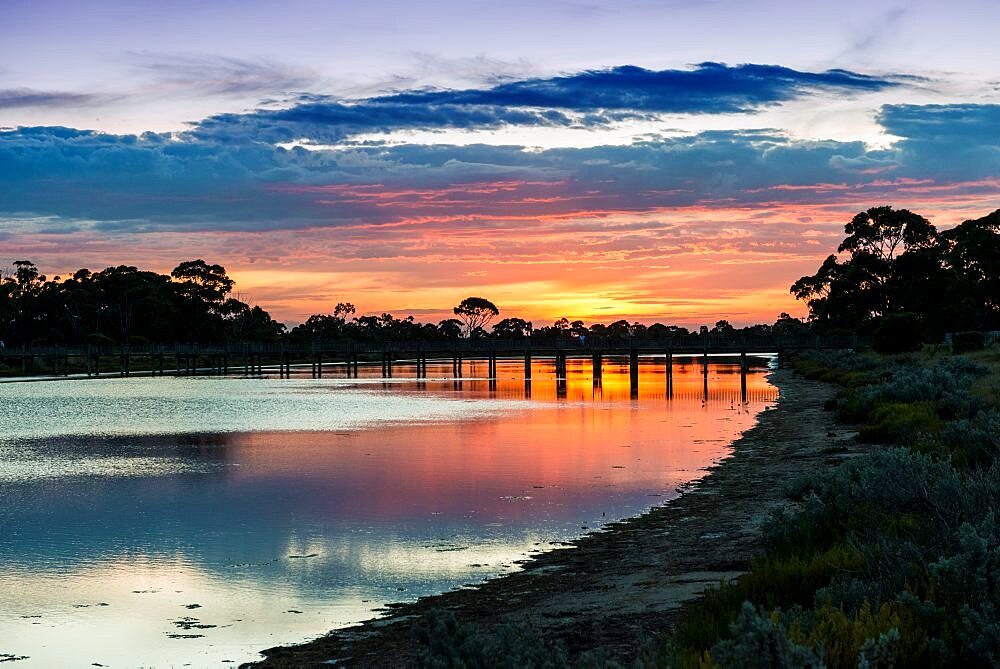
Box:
[171, 259, 234, 308]
[453, 297, 499, 337]
[711, 319, 735, 336]
[791, 206, 944, 329]
[333, 302, 356, 320]
[940, 210, 1000, 329]
[492, 317, 533, 338]
[437, 318, 464, 339]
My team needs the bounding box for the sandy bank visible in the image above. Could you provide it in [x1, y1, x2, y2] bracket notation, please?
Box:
[249, 368, 857, 667]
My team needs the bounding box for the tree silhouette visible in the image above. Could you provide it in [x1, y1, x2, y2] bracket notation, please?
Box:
[492, 317, 533, 338]
[453, 297, 499, 337]
[792, 206, 1000, 333]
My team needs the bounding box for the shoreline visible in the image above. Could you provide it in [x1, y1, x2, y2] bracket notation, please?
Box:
[249, 367, 860, 667]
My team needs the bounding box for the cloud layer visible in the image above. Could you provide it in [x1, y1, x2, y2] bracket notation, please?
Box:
[1, 64, 997, 325]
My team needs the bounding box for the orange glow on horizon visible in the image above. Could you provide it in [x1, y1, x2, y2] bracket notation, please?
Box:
[8, 183, 1000, 328]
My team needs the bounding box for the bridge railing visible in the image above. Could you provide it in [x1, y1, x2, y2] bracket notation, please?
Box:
[0, 334, 867, 358]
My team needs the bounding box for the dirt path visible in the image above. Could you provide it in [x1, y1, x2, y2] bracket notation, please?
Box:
[249, 368, 857, 667]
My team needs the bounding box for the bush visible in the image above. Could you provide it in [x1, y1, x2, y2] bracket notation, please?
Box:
[85, 332, 116, 346]
[858, 402, 942, 443]
[414, 610, 574, 668]
[872, 313, 924, 354]
[952, 331, 985, 354]
[709, 602, 822, 669]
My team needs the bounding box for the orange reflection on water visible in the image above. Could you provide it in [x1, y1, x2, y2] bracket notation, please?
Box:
[226, 360, 777, 523]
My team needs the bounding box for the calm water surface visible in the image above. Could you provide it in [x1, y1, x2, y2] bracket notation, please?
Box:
[0, 357, 777, 667]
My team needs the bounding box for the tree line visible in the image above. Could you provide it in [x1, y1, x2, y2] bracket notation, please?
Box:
[0, 260, 808, 347]
[0, 259, 285, 346]
[3, 205, 995, 348]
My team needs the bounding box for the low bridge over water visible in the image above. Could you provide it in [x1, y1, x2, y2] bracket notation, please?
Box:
[2, 335, 863, 398]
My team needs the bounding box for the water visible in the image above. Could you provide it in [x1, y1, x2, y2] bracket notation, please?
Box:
[0, 357, 777, 667]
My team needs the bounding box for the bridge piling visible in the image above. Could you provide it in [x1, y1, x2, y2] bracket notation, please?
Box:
[666, 349, 673, 398]
[592, 352, 602, 380]
[555, 351, 567, 380]
[524, 352, 532, 381]
[629, 349, 639, 394]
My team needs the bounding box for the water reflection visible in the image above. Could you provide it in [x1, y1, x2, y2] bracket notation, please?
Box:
[0, 359, 776, 667]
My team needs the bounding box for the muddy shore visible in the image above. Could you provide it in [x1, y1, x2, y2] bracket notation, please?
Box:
[249, 368, 858, 667]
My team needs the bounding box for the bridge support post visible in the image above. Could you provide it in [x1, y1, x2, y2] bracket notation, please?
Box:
[487, 354, 497, 379]
[524, 352, 532, 381]
[353, 354, 359, 378]
[629, 349, 639, 396]
[592, 352, 602, 380]
[666, 349, 673, 398]
[555, 350, 567, 398]
[740, 350, 748, 402]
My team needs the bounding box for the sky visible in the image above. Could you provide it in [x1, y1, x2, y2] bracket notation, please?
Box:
[1, 0, 999, 327]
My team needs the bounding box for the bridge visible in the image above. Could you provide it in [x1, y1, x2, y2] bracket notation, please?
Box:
[1, 335, 863, 398]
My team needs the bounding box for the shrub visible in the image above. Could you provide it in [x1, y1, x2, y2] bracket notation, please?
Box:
[709, 603, 823, 669]
[858, 402, 942, 443]
[872, 313, 924, 354]
[952, 331, 985, 354]
[84, 332, 116, 346]
[940, 409, 1000, 464]
[414, 610, 573, 668]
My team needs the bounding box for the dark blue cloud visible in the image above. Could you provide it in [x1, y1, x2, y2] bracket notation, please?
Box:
[879, 103, 1000, 141]
[190, 62, 903, 143]
[379, 63, 900, 113]
[878, 104, 1000, 181]
[1, 102, 996, 234]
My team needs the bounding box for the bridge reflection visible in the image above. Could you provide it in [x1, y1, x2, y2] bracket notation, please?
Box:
[364, 357, 776, 404]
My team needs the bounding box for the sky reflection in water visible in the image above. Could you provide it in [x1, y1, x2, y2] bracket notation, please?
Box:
[0, 357, 777, 667]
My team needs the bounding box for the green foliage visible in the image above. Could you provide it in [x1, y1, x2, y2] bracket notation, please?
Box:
[413, 610, 620, 669]
[858, 402, 942, 443]
[709, 603, 822, 669]
[660, 350, 1000, 668]
[872, 313, 924, 354]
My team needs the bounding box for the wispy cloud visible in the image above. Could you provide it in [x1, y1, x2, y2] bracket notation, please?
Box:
[0, 88, 105, 109]
[126, 51, 317, 97]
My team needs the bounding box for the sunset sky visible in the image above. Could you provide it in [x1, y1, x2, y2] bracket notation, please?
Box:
[2, 0, 999, 327]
